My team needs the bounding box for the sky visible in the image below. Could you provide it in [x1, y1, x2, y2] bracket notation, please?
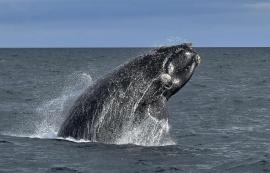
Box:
[0, 0, 269, 47]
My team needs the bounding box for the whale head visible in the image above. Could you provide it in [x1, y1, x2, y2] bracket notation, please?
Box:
[157, 43, 201, 100]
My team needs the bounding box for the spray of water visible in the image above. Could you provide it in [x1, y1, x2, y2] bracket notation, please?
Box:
[153, 36, 190, 47]
[32, 72, 93, 139]
[116, 116, 175, 146]
[115, 80, 176, 146]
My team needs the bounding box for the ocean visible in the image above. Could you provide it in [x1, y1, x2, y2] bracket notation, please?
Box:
[0, 47, 270, 173]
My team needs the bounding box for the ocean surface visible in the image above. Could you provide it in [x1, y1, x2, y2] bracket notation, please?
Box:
[0, 47, 270, 173]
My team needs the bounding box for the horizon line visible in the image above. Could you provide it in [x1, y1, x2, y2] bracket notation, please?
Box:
[0, 46, 269, 49]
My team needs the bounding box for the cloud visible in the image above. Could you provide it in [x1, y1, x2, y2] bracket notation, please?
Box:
[244, 2, 270, 10]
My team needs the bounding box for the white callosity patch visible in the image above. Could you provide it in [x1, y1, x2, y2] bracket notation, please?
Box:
[162, 53, 173, 70]
[168, 62, 174, 75]
[161, 73, 172, 87]
[173, 78, 180, 85]
[185, 52, 191, 56]
[195, 54, 201, 64]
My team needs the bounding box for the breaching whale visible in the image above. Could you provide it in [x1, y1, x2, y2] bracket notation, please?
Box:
[57, 43, 201, 143]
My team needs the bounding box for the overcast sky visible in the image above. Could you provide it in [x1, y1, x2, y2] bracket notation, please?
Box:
[0, 0, 269, 47]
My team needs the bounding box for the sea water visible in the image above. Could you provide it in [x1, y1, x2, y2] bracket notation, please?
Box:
[0, 47, 270, 172]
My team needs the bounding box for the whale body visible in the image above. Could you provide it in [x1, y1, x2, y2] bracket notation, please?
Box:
[57, 43, 201, 143]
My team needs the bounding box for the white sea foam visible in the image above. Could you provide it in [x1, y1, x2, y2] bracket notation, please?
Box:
[7, 131, 91, 143]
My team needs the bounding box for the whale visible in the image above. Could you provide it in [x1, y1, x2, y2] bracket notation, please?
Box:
[57, 43, 201, 143]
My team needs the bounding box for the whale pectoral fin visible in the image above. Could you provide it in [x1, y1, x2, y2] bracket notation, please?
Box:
[147, 97, 168, 120]
[135, 96, 168, 121]
[133, 77, 169, 122]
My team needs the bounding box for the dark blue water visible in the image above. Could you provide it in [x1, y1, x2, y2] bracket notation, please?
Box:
[0, 47, 270, 172]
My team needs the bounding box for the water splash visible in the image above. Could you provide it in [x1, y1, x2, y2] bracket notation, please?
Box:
[32, 72, 93, 138]
[153, 37, 190, 47]
[116, 81, 176, 146]
[116, 116, 175, 146]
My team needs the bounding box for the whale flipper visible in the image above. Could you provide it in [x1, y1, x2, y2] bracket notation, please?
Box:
[135, 96, 168, 122]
